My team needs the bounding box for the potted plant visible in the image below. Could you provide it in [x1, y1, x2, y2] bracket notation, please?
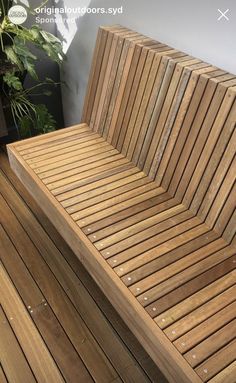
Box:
[0, 1, 65, 139]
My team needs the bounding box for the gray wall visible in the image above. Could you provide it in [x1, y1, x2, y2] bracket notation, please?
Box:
[57, 0, 236, 127]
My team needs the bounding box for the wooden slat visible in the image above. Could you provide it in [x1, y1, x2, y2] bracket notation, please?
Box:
[7, 24, 236, 383]
[91, 29, 132, 132]
[0, 222, 44, 308]
[195, 339, 236, 382]
[15, 124, 88, 151]
[51, 159, 132, 196]
[25, 133, 102, 164]
[45, 153, 126, 188]
[0, 172, 159, 383]
[0, 264, 65, 383]
[0, 305, 37, 383]
[111, 221, 205, 271]
[41, 148, 120, 183]
[67, 177, 153, 215]
[91, 203, 185, 247]
[164, 284, 236, 341]
[64, 172, 147, 209]
[0, 202, 94, 383]
[82, 27, 109, 123]
[205, 155, 236, 229]
[184, 319, 236, 367]
[0, 192, 120, 382]
[147, 63, 211, 180]
[35, 142, 114, 176]
[128, 238, 227, 294]
[111, 39, 160, 148]
[76, 187, 166, 227]
[122, 46, 173, 158]
[192, 102, 236, 223]
[121, 230, 219, 283]
[157, 71, 223, 188]
[82, 189, 169, 235]
[208, 361, 236, 383]
[106, 38, 158, 143]
[99, 210, 193, 256]
[58, 167, 141, 203]
[18, 125, 91, 156]
[101, 34, 146, 139]
[214, 183, 236, 237]
[21, 129, 95, 159]
[116, 43, 170, 154]
[0, 151, 166, 383]
[155, 71, 235, 187]
[163, 81, 236, 200]
[8, 144, 202, 383]
[137, 240, 232, 296]
[183, 85, 236, 212]
[175, 300, 236, 353]
[141, 56, 191, 174]
[224, 215, 236, 247]
[156, 271, 236, 331]
[146, 251, 235, 317]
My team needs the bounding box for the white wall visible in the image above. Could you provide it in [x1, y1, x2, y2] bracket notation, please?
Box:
[56, 0, 236, 126]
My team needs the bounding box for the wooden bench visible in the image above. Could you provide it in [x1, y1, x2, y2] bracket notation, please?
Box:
[7, 25, 236, 383]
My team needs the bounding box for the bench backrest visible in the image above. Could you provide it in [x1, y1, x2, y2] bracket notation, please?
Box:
[82, 25, 236, 245]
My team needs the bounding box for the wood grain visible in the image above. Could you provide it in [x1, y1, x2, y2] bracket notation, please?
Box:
[7, 24, 236, 383]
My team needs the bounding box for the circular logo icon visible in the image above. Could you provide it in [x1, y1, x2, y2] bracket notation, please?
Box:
[8, 5, 27, 25]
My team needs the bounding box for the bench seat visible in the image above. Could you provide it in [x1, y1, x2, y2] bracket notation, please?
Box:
[8, 25, 236, 383]
[8, 122, 236, 383]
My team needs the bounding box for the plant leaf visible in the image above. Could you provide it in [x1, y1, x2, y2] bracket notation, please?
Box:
[21, 56, 38, 80]
[3, 72, 23, 90]
[40, 30, 61, 44]
[13, 40, 37, 60]
[4, 46, 24, 71]
[34, 104, 56, 134]
[19, 115, 32, 138]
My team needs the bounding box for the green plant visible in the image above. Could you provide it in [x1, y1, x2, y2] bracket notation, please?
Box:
[6, 78, 59, 137]
[19, 104, 56, 137]
[0, 1, 65, 138]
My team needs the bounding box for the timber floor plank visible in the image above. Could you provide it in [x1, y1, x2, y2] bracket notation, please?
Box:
[0, 263, 65, 383]
[0, 305, 37, 383]
[5, 116, 236, 382]
[0, 364, 8, 383]
[4, 24, 236, 381]
[0, 149, 166, 383]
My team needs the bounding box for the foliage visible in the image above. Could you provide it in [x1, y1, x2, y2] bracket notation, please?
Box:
[1, 21, 65, 77]
[5, 77, 59, 137]
[19, 104, 56, 138]
[0, 1, 64, 138]
[3, 71, 23, 90]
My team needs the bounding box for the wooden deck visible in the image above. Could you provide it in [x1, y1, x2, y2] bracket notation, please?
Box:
[7, 124, 236, 383]
[0, 150, 166, 383]
[6, 25, 236, 383]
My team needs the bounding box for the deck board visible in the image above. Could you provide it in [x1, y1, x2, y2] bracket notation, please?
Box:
[0, 150, 166, 383]
[7, 123, 235, 382]
[0, 305, 37, 383]
[5, 25, 236, 383]
[0, 263, 65, 383]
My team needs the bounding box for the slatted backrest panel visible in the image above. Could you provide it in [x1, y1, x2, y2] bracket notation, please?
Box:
[82, 25, 236, 243]
[82, 25, 183, 152]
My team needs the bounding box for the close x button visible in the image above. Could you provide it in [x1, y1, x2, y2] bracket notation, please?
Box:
[217, 8, 230, 21]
